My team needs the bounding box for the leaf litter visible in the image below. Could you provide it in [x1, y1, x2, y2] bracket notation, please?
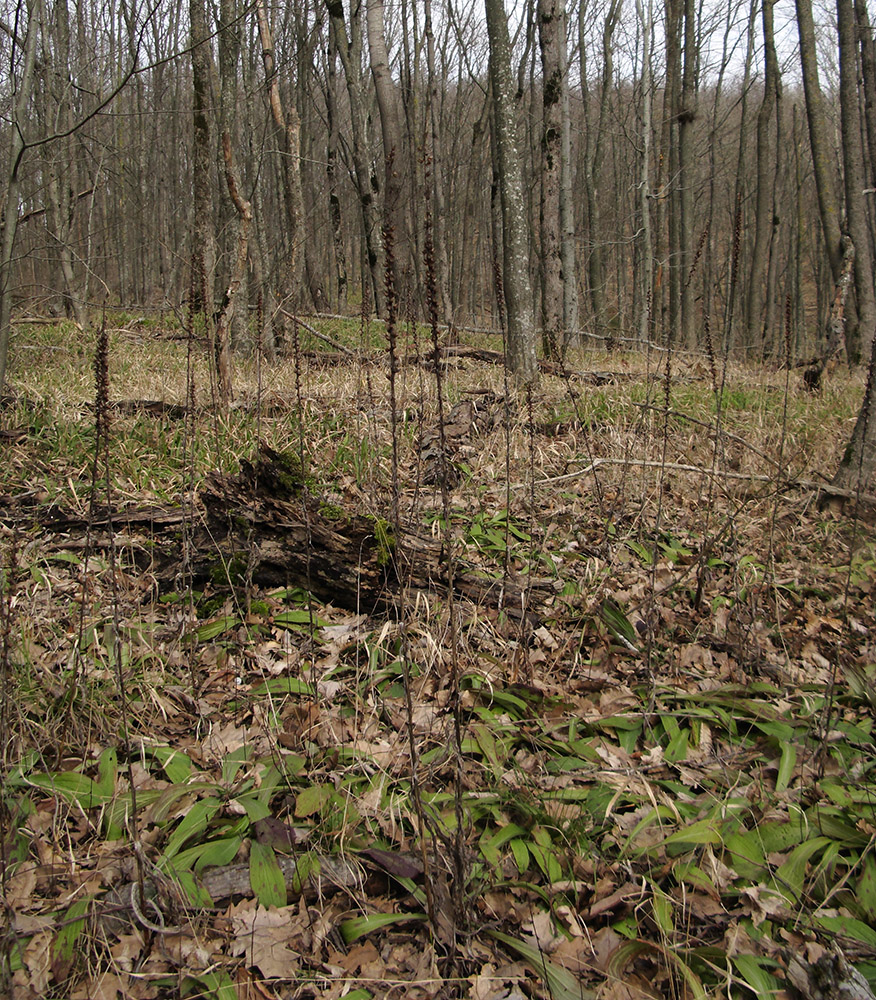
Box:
[1, 333, 875, 999]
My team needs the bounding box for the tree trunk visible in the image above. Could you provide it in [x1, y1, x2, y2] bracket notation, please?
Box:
[367, 0, 406, 298]
[833, 325, 876, 492]
[795, 0, 845, 286]
[0, 0, 40, 396]
[325, 0, 386, 317]
[190, 0, 217, 338]
[537, 0, 564, 359]
[255, 0, 306, 313]
[838, 0, 876, 361]
[746, 0, 781, 351]
[485, 0, 538, 384]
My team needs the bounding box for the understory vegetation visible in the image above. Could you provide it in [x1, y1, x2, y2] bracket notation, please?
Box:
[1, 315, 875, 1000]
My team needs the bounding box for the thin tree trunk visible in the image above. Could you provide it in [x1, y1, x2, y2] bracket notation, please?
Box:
[0, 0, 40, 395]
[838, 0, 876, 360]
[746, 0, 781, 350]
[255, 0, 306, 311]
[537, 0, 564, 359]
[485, 0, 538, 383]
[325, 0, 386, 316]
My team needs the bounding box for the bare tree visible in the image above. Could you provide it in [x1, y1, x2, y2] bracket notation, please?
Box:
[0, 0, 39, 396]
[485, 0, 538, 383]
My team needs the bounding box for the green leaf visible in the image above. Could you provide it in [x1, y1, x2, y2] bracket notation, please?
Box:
[773, 836, 830, 903]
[249, 840, 286, 908]
[723, 830, 767, 880]
[161, 797, 222, 863]
[656, 819, 722, 852]
[600, 598, 638, 646]
[487, 929, 596, 1000]
[182, 970, 238, 1000]
[53, 896, 90, 962]
[221, 744, 253, 785]
[252, 677, 314, 697]
[295, 784, 332, 818]
[817, 915, 876, 948]
[857, 856, 876, 922]
[289, 851, 321, 894]
[510, 838, 530, 875]
[194, 615, 240, 642]
[272, 609, 328, 629]
[340, 911, 427, 944]
[151, 746, 192, 784]
[775, 742, 796, 792]
[528, 842, 563, 883]
[95, 748, 118, 799]
[28, 770, 112, 809]
[732, 954, 781, 997]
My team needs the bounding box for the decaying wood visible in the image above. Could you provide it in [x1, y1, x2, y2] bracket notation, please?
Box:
[787, 949, 876, 1000]
[102, 852, 360, 935]
[165, 446, 551, 616]
[0, 446, 552, 617]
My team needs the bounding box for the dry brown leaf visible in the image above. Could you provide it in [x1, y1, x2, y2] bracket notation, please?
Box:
[229, 901, 301, 980]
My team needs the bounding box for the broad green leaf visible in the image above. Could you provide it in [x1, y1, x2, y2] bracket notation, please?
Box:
[28, 771, 111, 809]
[151, 746, 192, 784]
[773, 836, 830, 902]
[95, 748, 118, 799]
[161, 797, 222, 863]
[528, 842, 563, 883]
[732, 954, 781, 997]
[652, 889, 674, 935]
[600, 598, 638, 646]
[857, 856, 876, 922]
[487, 929, 596, 1000]
[510, 838, 530, 875]
[194, 615, 240, 642]
[657, 819, 722, 851]
[290, 851, 321, 894]
[273, 609, 328, 629]
[295, 784, 333, 818]
[480, 823, 527, 867]
[252, 677, 314, 697]
[232, 790, 272, 823]
[664, 726, 689, 763]
[221, 744, 253, 785]
[182, 970, 237, 1000]
[340, 911, 427, 944]
[672, 862, 718, 894]
[53, 896, 90, 961]
[817, 915, 876, 948]
[723, 830, 767, 880]
[775, 742, 796, 792]
[249, 840, 286, 908]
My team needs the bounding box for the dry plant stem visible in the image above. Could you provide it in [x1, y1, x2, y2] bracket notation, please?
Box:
[383, 219, 437, 928]
[94, 319, 148, 909]
[290, 314, 319, 731]
[425, 193, 468, 936]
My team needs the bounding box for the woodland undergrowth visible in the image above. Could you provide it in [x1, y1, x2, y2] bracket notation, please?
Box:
[0, 313, 875, 1000]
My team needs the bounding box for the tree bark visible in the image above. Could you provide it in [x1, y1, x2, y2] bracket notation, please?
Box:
[838, 0, 876, 361]
[367, 0, 406, 297]
[0, 0, 40, 396]
[325, 0, 386, 317]
[796, 0, 845, 286]
[485, 0, 538, 384]
[746, 0, 781, 352]
[537, 0, 564, 359]
[190, 0, 217, 339]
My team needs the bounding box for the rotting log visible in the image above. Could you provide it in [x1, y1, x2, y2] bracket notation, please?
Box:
[172, 446, 551, 617]
[1, 446, 551, 618]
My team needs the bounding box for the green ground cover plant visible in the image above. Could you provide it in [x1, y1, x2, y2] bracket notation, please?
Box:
[0, 318, 874, 999]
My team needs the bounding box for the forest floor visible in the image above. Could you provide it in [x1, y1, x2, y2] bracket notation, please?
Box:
[1, 314, 875, 1000]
